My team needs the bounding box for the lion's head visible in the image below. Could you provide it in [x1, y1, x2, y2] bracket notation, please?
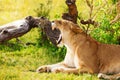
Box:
[51, 20, 85, 46]
[39, 18, 85, 47]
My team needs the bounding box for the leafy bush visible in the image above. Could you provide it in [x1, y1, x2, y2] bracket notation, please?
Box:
[35, 0, 52, 18]
[35, 0, 52, 47]
[35, 0, 66, 60]
[91, 15, 120, 44]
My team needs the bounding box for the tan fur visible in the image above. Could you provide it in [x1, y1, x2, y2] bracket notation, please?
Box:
[37, 20, 120, 80]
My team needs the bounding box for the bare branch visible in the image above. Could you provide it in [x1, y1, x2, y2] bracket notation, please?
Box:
[110, 14, 120, 24]
[86, 0, 91, 8]
[62, 0, 78, 23]
[92, 0, 107, 20]
[110, 1, 120, 24]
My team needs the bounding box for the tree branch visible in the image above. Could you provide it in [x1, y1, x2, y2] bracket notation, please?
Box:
[62, 0, 78, 23]
[110, 1, 120, 24]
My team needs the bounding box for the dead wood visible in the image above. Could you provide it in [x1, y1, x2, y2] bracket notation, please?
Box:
[0, 16, 40, 43]
[62, 0, 78, 24]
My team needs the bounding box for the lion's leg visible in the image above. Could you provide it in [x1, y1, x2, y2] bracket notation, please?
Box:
[37, 62, 91, 74]
[52, 68, 78, 74]
[36, 62, 67, 73]
[51, 67, 90, 74]
[98, 73, 120, 80]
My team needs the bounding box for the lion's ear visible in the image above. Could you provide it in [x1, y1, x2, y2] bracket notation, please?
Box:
[71, 25, 83, 34]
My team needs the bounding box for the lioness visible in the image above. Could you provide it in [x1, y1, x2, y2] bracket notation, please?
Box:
[37, 19, 120, 80]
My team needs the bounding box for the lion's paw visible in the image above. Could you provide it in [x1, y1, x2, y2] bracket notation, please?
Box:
[98, 73, 109, 79]
[51, 67, 64, 73]
[36, 65, 51, 73]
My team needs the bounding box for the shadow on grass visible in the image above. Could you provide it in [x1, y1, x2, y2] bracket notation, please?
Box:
[0, 40, 38, 52]
[0, 42, 32, 52]
[0, 43, 22, 52]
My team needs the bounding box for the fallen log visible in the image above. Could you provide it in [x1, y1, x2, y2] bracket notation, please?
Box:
[0, 16, 40, 43]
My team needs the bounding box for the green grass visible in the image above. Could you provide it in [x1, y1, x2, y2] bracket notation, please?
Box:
[0, 47, 98, 80]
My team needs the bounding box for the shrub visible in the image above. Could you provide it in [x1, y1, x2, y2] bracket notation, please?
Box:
[91, 15, 120, 44]
[35, 0, 66, 60]
[35, 0, 52, 18]
[35, 0, 52, 47]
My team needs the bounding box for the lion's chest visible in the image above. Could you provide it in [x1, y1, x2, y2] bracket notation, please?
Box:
[64, 44, 75, 68]
[64, 53, 75, 67]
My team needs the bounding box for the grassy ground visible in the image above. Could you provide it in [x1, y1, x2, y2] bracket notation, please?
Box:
[0, 45, 98, 80]
[0, 0, 110, 80]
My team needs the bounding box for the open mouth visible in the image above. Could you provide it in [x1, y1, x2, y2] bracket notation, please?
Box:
[51, 21, 62, 45]
[56, 34, 62, 44]
[51, 22, 62, 45]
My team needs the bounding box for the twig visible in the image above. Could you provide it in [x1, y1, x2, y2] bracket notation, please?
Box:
[92, 0, 107, 20]
[110, 14, 120, 24]
[110, 1, 120, 24]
